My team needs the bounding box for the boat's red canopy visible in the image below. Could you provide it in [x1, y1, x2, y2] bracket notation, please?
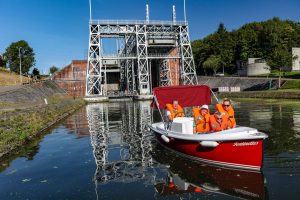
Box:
[152, 85, 211, 109]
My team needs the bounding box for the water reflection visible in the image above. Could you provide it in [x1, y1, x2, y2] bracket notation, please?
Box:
[152, 146, 267, 199]
[86, 102, 157, 185]
[64, 108, 90, 138]
[234, 102, 300, 154]
[1, 100, 300, 199]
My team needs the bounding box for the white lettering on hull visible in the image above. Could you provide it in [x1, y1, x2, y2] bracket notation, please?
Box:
[233, 141, 258, 147]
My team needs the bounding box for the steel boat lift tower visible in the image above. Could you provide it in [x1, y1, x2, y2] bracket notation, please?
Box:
[85, 0, 197, 100]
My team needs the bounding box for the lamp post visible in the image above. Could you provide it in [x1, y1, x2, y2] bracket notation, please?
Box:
[19, 47, 22, 84]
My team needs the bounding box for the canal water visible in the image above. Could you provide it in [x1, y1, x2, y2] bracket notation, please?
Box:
[0, 100, 300, 200]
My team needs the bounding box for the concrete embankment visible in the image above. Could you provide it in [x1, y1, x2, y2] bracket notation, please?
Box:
[0, 81, 86, 158]
[197, 76, 279, 91]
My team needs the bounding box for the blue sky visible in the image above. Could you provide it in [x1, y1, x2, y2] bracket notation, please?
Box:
[0, 0, 299, 74]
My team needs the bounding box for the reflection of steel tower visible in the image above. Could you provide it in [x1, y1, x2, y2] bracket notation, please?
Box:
[86, 4, 197, 96]
[86, 104, 108, 174]
[139, 101, 153, 166]
[87, 101, 156, 184]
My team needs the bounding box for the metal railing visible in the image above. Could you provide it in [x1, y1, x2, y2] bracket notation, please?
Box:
[90, 19, 187, 26]
[94, 53, 180, 59]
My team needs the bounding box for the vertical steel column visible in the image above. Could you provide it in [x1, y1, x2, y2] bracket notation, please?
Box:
[159, 59, 171, 86]
[179, 25, 198, 85]
[118, 38, 126, 92]
[136, 25, 150, 94]
[126, 59, 135, 93]
[125, 34, 137, 94]
[86, 24, 103, 95]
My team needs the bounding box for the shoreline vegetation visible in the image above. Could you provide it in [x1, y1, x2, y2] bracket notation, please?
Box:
[220, 89, 300, 99]
[0, 95, 86, 159]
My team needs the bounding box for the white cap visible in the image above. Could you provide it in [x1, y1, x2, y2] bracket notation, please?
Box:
[201, 104, 209, 110]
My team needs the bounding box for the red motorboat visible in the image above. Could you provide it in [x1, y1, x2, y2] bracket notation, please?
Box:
[150, 85, 268, 171]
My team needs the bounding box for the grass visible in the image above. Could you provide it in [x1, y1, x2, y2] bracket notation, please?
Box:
[281, 80, 300, 90]
[220, 89, 300, 99]
[0, 67, 32, 86]
[232, 98, 300, 109]
[256, 70, 300, 79]
[0, 96, 86, 158]
[272, 71, 300, 79]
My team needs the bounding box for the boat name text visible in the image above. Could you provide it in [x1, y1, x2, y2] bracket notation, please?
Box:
[233, 141, 258, 147]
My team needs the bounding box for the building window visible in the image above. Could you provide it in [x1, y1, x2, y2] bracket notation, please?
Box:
[255, 59, 265, 63]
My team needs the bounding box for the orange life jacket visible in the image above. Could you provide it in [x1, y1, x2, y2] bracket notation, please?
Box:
[166, 104, 185, 121]
[216, 104, 236, 128]
[210, 115, 228, 132]
[193, 108, 210, 133]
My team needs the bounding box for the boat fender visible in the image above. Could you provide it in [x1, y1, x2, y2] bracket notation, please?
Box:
[200, 141, 219, 148]
[202, 183, 220, 191]
[161, 135, 170, 143]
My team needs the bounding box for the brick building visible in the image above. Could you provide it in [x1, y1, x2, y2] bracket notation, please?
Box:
[52, 54, 181, 97]
[52, 60, 87, 97]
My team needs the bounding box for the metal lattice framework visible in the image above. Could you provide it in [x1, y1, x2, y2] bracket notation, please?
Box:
[159, 59, 171, 86]
[179, 26, 198, 85]
[86, 20, 198, 96]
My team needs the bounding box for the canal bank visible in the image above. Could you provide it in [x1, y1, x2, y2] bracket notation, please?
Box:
[0, 81, 86, 159]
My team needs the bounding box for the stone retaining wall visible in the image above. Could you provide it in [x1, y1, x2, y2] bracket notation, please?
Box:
[0, 80, 66, 104]
[197, 76, 279, 91]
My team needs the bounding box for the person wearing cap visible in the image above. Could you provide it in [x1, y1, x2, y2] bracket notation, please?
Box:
[210, 111, 228, 132]
[216, 98, 236, 129]
[165, 100, 185, 122]
[192, 104, 211, 133]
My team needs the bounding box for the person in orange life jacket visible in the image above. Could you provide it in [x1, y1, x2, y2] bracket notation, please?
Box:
[210, 111, 228, 132]
[216, 98, 236, 128]
[192, 104, 210, 133]
[165, 100, 185, 122]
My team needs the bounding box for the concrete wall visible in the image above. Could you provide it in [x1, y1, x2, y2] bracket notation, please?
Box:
[247, 63, 270, 76]
[197, 76, 279, 91]
[0, 80, 66, 104]
[237, 58, 270, 76]
[292, 47, 300, 71]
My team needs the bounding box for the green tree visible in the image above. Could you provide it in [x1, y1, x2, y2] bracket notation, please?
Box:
[215, 23, 236, 73]
[49, 66, 58, 74]
[0, 54, 5, 68]
[3, 40, 35, 74]
[267, 47, 293, 87]
[32, 67, 40, 77]
[192, 23, 235, 74]
[203, 55, 222, 75]
[192, 18, 300, 76]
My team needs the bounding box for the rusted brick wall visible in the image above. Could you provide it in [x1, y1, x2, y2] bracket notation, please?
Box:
[53, 60, 87, 97]
[169, 48, 180, 86]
